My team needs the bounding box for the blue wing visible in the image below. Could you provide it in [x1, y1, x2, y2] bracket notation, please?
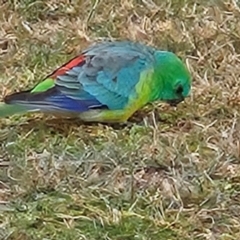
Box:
[53, 41, 154, 111]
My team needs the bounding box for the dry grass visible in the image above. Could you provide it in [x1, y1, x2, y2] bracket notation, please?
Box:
[0, 0, 240, 239]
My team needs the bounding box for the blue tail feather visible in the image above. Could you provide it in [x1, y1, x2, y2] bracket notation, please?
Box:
[4, 87, 105, 113]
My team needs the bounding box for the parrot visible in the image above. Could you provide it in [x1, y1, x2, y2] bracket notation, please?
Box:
[0, 41, 191, 123]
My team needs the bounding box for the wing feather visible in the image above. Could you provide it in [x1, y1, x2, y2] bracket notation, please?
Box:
[53, 41, 154, 110]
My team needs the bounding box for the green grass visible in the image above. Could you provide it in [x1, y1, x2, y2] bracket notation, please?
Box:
[0, 0, 240, 239]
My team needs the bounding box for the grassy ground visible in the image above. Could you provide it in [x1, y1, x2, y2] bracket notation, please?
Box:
[0, 0, 240, 239]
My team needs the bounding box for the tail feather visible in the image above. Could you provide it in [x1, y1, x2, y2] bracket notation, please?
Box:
[4, 88, 56, 103]
[0, 86, 105, 118]
[0, 103, 37, 118]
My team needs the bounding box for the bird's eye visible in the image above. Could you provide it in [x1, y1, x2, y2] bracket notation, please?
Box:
[175, 84, 183, 95]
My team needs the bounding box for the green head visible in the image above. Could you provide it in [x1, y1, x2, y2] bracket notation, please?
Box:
[152, 51, 192, 106]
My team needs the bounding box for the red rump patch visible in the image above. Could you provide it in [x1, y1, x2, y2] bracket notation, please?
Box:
[50, 55, 86, 79]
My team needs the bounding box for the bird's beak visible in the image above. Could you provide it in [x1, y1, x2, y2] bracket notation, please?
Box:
[167, 97, 184, 107]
